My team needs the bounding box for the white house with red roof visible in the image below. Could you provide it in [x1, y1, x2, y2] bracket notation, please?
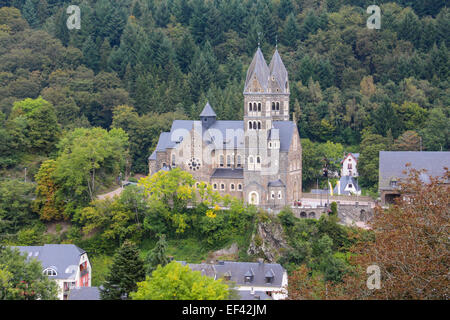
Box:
[341, 153, 359, 177]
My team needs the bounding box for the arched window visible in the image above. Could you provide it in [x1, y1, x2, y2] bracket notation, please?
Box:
[249, 121, 252, 130]
[227, 155, 231, 167]
[237, 155, 241, 167]
[258, 103, 261, 111]
[238, 184, 242, 190]
[230, 183, 235, 190]
[276, 102, 280, 110]
[256, 156, 261, 164]
[213, 183, 217, 190]
[258, 121, 261, 129]
[272, 102, 275, 110]
[249, 156, 254, 164]
[278, 191, 282, 199]
[43, 268, 57, 276]
[253, 121, 257, 129]
[220, 155, 224, 167]
[171, 154, 176, 166]
[220, 183, 225, 190]
[271, 191, 275, 199]
[249, 191, 259, 205]
[249, 102, 252, 112]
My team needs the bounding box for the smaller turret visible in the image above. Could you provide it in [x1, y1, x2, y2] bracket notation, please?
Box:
[199, 101, 216, 128]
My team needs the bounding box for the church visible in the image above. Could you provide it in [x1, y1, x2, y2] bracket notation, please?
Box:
[148, 47, 302, 209]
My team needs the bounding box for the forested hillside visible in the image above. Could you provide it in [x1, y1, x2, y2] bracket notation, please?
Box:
[0, 1, 448, 184]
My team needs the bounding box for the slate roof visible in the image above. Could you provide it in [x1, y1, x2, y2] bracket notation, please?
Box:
[268, 179, 285, 187]
[68, 287, 100, 300]
[211, 168, 244, 179]
[333, 176, 360, 195]
[188, 263, 216, 278]
[379, 151, 450, 190]
[199, 101, 217, 118]
[238, 290, 273, 300]
[14, 244, 85, 280]
[149, 119, 297, 161]
[269, 49, 288, 93]
[244, 47, 270, 93]
[341, 152, 359, 163]
[214, 261, 285, 288]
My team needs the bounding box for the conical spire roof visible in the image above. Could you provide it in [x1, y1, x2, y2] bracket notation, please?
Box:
[269, 49, 288, 93]
[200, 101, 216, 117]
[244, 47, 270, 93]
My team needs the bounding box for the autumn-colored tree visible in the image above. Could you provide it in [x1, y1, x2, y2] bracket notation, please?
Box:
[392, 130, 421, 151]
[330, 167, 449, 299]
[34, 160, 66, 221]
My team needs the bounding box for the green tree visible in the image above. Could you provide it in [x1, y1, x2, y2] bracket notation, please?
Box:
[0, 246, 58, 300]
[420, 108, 449, 151]
[0, 179, 36, 235]
[146, 234, 169, 276]
[100, 240, 146, 300]
[130, 261, 229, 300]
[358, 132, 388, 188]
[11, 97, 60, 155]
[53, 127, 128, 203]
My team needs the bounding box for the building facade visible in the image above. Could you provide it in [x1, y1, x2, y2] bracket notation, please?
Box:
[341, 153, 359, 177]
[15, 244, 92, 300]
[149, 47, 302, 209]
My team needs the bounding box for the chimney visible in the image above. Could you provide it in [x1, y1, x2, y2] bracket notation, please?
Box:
[257, 258, 264, 265]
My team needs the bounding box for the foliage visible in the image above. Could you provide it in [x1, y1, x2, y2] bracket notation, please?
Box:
[0, 246, 58, 300]
[146, 234, 169, 275]
[100, 240, 146, 300]
[130, 261, 229, 300]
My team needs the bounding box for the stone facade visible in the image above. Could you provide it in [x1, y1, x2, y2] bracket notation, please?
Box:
[148, 47, 302, 209]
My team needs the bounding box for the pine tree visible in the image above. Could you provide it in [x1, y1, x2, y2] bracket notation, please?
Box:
[22, 0, 39, 28]
[282, 13, 299, 47]
[100, 241, 146, 300]
[146, 234, 169, 276]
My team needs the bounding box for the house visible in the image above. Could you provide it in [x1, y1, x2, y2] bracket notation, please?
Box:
[379, 151, 450, 205]
[333, 176, 361, 196]
[148, 47, 302, 210]
[14, 244, 92, 300]
[181, 260, 288, 300]
[341, 153, 359, 177]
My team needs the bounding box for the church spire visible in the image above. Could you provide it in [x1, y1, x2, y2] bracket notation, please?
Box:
[244, 47, 270, 93]
[269, 48, 289, 93]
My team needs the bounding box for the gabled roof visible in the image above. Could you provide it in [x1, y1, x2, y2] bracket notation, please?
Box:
[244, 47, 270, 93]
[269, 49, 288, 93]
[333, 176, 360, 195]
[341, 152, 359, 163]
[199, 101, 216, 118]
[14, 244, 86, 280]
[268, 179, 285, 187]
[379, 151, 450, 190]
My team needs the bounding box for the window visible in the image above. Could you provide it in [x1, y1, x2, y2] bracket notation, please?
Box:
[220, 155, 224, 167]
[237, 155, 241, 167]
[269, 142, 272, 148]
[258, 121, 261, 129]
[249, 156, 253, 164]
[276, 102, 280, 110]
[278, 191, 282, 199]
[43, 268, 57, 276]
[213, 183, 217, 190]
[253, 121, 257, 130]
[272, 102, 275, 110]
[256, 156, 261, 164]
[171, 154, 175, 166]
[249, 102, 252, 112]
[348, 163, 352, 169]
[221, 183, 225, 190]
[258, 103, 261, 111]
[271, 191, 275, 199]
[227, 155, 231, 167]
[230, 183, 235, 190]
[248, 121, 252, 130]
[348, 184, 353, 188]
[238, 184, 242, 190]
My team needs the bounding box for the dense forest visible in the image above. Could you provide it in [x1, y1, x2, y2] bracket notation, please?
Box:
[0, 0, 448, 300]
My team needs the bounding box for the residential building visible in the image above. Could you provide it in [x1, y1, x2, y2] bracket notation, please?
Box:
[15, 244, 92, 300]
[379, 151, 450, 205]
[341, 153, 359, 177]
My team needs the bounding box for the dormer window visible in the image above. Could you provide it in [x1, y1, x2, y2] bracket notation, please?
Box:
[244, 269, 254, 283]
[43, 268, 57, 276]
[265, 270, 275, 283]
